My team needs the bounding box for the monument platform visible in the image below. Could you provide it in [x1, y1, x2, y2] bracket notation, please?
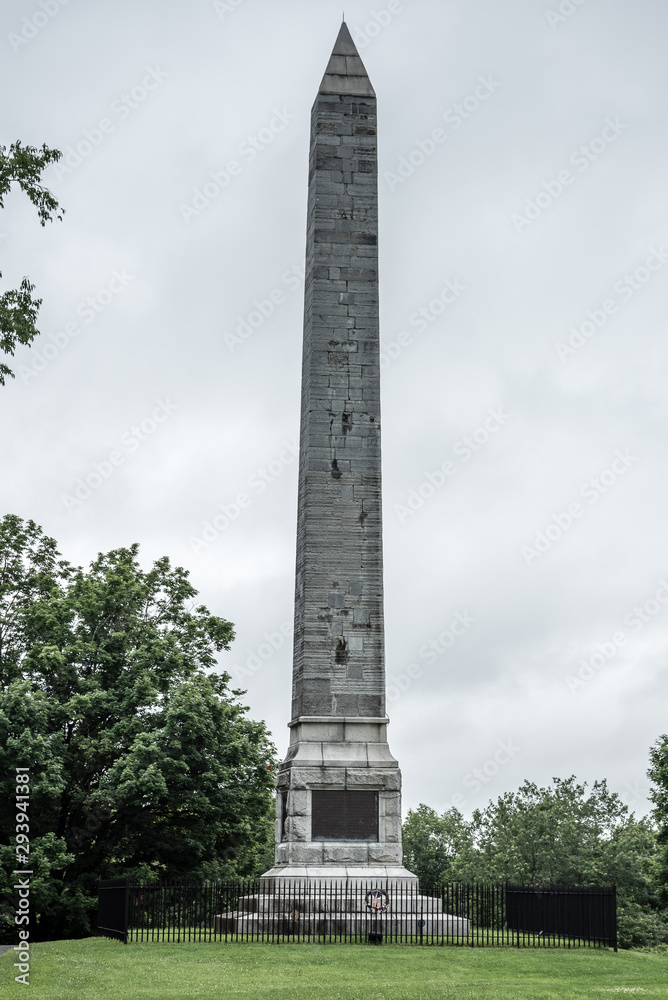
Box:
[260, 865, 417, 887]
[215, 881, 470, 939]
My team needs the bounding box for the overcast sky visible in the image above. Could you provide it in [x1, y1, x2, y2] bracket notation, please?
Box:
[2, 0, 667, 823]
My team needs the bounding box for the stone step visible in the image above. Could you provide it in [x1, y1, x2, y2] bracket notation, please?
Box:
[214, 911, 469, 937]
[237, 893, 444, 914]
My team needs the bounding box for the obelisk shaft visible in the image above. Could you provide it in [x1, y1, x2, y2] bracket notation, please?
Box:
[292, 30, 384, 723]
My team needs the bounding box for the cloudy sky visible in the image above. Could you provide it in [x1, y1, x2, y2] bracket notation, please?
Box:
[2, 0, 667, 823]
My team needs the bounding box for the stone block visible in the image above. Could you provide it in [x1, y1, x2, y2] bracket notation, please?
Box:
[329, 693, 359, 716]
[289, 767, 346, 789]
[293, 720, 345, 743]
[342, 722, 384, 744]
[346, 663, 365, 680]
[289, 790, 310, 816]
[383, 822, 401, 844]
[365, 745, 399, 767]
[344, 768, 386, 789]
[316, 133, 343, 146]
[286, 743, 324, 767]
[322, 844, 370, 864]
[287, 843, 325, 865]
[287, 814, 310, 842]
[358, 694, 383, 716]
[300, 678, 332, 715]
[382, 793, 402, 816]
[368, 843, 402, 864]
[322, 742, 367, 765]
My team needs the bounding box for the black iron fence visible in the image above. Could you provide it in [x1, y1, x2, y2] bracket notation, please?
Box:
[98, 878, 616, 949]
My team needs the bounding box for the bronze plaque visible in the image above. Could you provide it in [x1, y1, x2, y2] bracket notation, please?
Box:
[311, 790, 378, 841]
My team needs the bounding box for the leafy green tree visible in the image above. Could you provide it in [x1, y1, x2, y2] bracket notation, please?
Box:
[648, 733, 668, 904]
[0, 515, 277, 941]
[0, 141, 64, 385]
[402, 804, 473, 885]
[454, 778, 629, 882]
[457, 777, 667, 949]
[403, 777, 668, 948]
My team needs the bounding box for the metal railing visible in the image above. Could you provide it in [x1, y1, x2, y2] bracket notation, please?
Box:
[98, 878, 616, 949]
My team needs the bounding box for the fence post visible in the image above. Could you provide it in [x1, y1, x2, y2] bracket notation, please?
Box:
[612, 885, 618, 953]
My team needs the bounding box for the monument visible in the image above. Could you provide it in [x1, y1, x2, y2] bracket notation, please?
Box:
[217, 22, 467, 938]
[262, 19, 413, 886]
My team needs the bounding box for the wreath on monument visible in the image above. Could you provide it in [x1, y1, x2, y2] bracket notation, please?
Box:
[365, 889, 389, 913]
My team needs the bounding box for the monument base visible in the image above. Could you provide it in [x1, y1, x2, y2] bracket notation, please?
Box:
[260, 864, 417, 887]
[215, 877, 469, 939]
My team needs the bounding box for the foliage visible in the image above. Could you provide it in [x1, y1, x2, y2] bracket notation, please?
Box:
[648, 733, 668, 905]
[0, 515, 277, 941]
[403, 777, 668, 949]
[0, 141, 64, 385]
[402, 803, 473, 885]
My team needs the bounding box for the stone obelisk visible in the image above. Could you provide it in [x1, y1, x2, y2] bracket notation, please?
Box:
[263, 21, 415, 886]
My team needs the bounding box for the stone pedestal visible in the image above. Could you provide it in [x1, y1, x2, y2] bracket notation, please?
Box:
[215, 883, 470, 941]
[264, 717, 415, 880]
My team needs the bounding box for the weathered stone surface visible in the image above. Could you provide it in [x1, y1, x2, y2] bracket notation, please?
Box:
[264, 23, 414, 885]
[322, 844, 370, 864]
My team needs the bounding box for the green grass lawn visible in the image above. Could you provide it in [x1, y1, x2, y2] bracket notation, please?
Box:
[1, 938, 667, 1000]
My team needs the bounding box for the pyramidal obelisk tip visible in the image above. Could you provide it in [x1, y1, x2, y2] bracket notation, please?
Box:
[319, 21, 375, 97]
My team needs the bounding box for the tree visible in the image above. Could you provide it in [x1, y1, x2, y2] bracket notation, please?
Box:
[457, 777, 666, 948]
[455, 777, 634, 884]
[0, 516, 277, 940]
[0, 141, 64, 385]
[402, 804, 473, 886]
[648, 733, 668, 904]
[403, 777, 668, 948]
